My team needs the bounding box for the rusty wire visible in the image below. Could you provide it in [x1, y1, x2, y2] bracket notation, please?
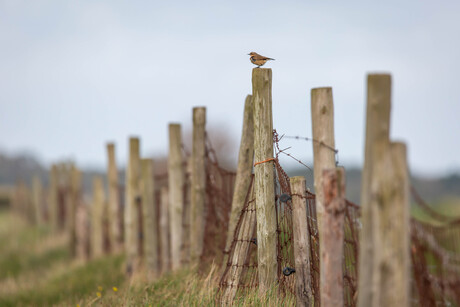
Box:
[218, 130, 360, 306]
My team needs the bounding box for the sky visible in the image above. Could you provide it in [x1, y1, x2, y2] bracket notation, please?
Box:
[1, 0, 459, 177]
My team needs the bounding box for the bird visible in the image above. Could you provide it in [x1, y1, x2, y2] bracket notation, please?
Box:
[248, 52, 275, 68]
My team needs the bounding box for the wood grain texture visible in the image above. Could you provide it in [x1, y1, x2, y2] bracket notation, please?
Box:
[141, 158, 159, 280]
[290, 176, 314, 307]
[311, 87, 336, 300]
[321, 168, 345, 307]
[225, 95, 254, 253]
[357, 74, 392, 307]
[252, 68, 277, 294]
[190, 108, 206, 264]
[168, 124, 185, 270]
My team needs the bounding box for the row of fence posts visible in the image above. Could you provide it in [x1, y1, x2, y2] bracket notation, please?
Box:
[10, 68, 410, 306]
[240, 69, 410, 306]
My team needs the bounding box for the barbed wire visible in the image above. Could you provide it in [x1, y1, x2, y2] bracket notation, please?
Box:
[280, 134, 340, 167]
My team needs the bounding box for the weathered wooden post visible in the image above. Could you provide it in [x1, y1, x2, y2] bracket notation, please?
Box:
[311, 87, 336, 298]
[49, 164, 59, 231]
[91, 176, 105, 258]
[181, 156, 192, 265]
[107, 143, 122, 252]
[358, 74, 391, 306]
[225, 95, 254, 254]
[190, 107, 206, 265]
[125, 137, 141, 275]
[168, 124, 185, 270]
[141, 158, 160, 279]
[290, 176, 314, 306]
[357, 74, 410, 307]
[32, 175, 43, 225]
[220, 184, 256, 305]
[321, 168, 346, 307]
[160, 186, 171, 274]
[252, 68, 277, 293]
[68, 165, 81, 258]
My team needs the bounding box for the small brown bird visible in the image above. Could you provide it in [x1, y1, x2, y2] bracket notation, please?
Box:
[248, 52, 275, 68]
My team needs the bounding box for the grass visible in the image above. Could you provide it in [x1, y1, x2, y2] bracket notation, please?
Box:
[0, 209, 295, 306]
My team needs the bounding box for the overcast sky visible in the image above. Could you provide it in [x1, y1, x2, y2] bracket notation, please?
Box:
[1, 0, 459, 177]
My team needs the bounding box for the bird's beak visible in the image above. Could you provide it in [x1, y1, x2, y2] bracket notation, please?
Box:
[247, 53, 250, 55]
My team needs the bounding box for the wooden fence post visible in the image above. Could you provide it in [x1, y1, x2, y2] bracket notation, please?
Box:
[181, 156, 192, 265]
[91, 176, 105, 258]
[321, 168, 346, 307]
[225, 95, 254, 254]
[49, 164, 59, 231]
[190, 107, 206, 264]
[68, 166, 81, 258]
[358, 74, 410, 306]
[107, 143, 122, 252]
[125, 137, 141, 275]
[220, 184, 256, 305]
[168, 124, 185, 270]
[358, 74, 392, 307]
[290, 176, 314, 306]
[252, 68, 277, 293]
[371, 141, 410, 306]
[311, 87, 336, 298]
[160, 186, 171, 274]
[141, 158, 160, 280]
[32, 175, 43, 225]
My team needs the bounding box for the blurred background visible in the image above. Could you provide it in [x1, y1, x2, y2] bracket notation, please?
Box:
[1, 0, 459, 204]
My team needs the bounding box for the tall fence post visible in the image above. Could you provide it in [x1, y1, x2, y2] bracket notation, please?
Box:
[358, 74, 410, 306]
[91, 176, 105, 258]
[190, 107, 206, 265]
[311, 87, 336, 299]
[32, 175, 43, 226]
[225, 95, 254, 254]
[125, 137, 141, 275]
[107, 143, 122, 252]
[321, 168, 346, 307]
[168, 124, 185, 270]
[252, 68, 277, 293]
[141, 158, 160, 280]
[358, 74, 392, 306]
[49, 164, 58, 231]
[160, 186, 171, 274]
[290, 176, 314, 306]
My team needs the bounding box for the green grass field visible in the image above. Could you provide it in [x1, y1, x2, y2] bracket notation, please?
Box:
[0, 209, 294, 306]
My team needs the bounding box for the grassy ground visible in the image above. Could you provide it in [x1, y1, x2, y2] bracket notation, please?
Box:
[0, 209, 295, 306]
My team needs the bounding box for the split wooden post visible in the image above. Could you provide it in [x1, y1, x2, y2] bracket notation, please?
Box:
[141, 158, 160, 279]
[91, 176, 105, 258]
[68, 166, 81, 258]
[252, 68, 277, 293]
[49, 164, 59, 231]
[311, 87, 336, 298]
[290, 176, 314, 307]
[357, 74, 410, 307]
[32, 175, 43, 225]
[107, 143, 122, 252]
[125, 137, 141, 275]
[321, 168, 346, 307]
[168, 124, 185, 270]
[220, 184, 256, 305]
[190, 107, 206, 264]
[160, 186, 171, 274]
[225, 95, 254, 254]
